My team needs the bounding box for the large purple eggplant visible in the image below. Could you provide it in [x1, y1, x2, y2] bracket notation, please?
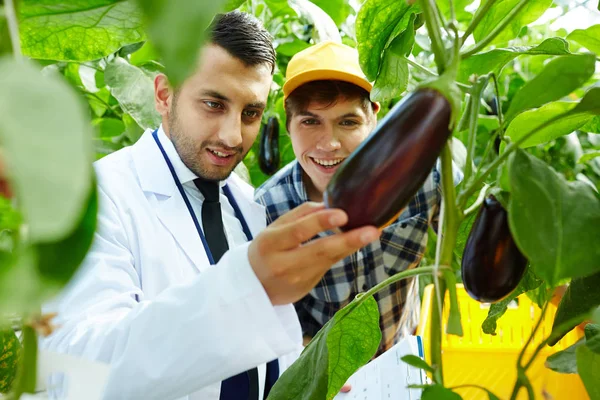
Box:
[323, 88, 452, 230]
[258, 117, 280, 176]
[462, 195, 528, 303]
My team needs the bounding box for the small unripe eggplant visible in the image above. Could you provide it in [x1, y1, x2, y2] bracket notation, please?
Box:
[323, 88, 452, 231]
[461, 195, 528, 303]
[258, 117, 280, 176]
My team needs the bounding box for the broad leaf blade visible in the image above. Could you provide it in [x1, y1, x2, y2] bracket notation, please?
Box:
[0, 57, 93, 242]
[0, 329, 20, 393]
[577, 345, 600, 399]
[508, 149, 600, 286]
[355, 0, 417, 81]
[310, 0, 353, 27]
[105, 57, 162, 130]
[422, 385, 463, 400]
[504, 54, 596, 124]
[473, 0, 553, 46]
[268, 297, 381, 400]
[585, 324, 600, 354]
[19, 0, 145, 61]
[457, 37, 571, 83]
[545, 338, 584, 373]
[567, 25, 600, 55]
[401, 355, 434, 373]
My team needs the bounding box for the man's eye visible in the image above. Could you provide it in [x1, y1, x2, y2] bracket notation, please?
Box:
[302, 119, 319, 125]
[204, 101, 222, 109]
[340, 120, 358, 126]
[243, 109, 260, 118]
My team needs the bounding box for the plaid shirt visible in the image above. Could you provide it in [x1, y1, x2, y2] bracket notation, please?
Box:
[255, 160, 461, 355]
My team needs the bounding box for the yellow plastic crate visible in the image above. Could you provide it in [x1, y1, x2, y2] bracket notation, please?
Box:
[416, 284, 588, 400]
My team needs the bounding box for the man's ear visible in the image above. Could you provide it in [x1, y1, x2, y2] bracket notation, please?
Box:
[371, 101, 381, 114]
[155, 74, 173, 119]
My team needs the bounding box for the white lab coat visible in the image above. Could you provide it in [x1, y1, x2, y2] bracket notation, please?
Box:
[40, 128, 304, 400]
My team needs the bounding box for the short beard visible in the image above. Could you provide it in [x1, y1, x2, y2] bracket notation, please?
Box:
[167, 94, 245, 182]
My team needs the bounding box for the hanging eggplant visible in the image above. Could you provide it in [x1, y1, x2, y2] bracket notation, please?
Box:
[323, 88, 452, 231]
[461, 195, 528, 303]
[258, 116, 280, 176]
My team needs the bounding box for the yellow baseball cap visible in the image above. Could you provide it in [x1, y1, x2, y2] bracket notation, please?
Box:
[282, 41, 374, 101]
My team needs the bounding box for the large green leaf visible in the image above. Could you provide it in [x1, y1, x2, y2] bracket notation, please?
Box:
[550, 272, 600, 346]
[355, 0, 417, 81]
[370, 13, 416, 102]
[545, 338, 584, 374]
[288, 0, 341, 43]
[267, 296, 381, 400]
[0, 57, 93, 242]
[504, 54, 596, 124]
[19, 0, 145, 61]
[482, 267, 542, 335]
[567, 25, 600, 55]
[457, 37, 571, 83]
[585, 324, 600, 354]
[508, 149, 600, 286]
[134, 0, 230, 87]
[438, 0, 474, 22]
[310, 0, 353, 26]
[473, 0, 553, 46]
[422, 385, 463, 400]
[104, 57, 161, 130]
[0, 329, 20, 393]
[577, 345, 600, 400]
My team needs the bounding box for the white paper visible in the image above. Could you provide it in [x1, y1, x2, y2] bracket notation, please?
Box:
[334, 336, 425, 400]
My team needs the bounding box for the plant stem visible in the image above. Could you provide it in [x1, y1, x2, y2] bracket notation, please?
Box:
[461, 0, 529, 58]
[464, 77, 489, 187]
[86, 92, 123, 118]
[448, 0, 456, 22]
[406, 58, 436, 76]
[12, 324, 38, 398]
[358, 266, 441, 305]
[463, 184, 489, 216]
[490, 73, 504, 134]
[5, 0, 21, 61]
[419, 0, 448, 73]
[478, 128, 501, 171]
[457, 113, 565, 205]
[461, 0, 497, 45]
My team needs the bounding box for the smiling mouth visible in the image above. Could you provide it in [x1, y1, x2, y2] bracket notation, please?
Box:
[310, 157, 345, 169]
[208, 149, 234, 158]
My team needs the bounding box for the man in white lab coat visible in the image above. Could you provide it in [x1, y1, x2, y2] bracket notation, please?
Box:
[40, 11, 379, 400]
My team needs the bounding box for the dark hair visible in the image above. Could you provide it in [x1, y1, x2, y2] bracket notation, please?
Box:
[284, 80, 376, 128]
[208, 11, 276, 74]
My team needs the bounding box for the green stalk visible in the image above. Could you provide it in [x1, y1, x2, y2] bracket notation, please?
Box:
[419, 0, 448, 73]
[464, 77, 489, 186]
[490, 73, 504, 133]
[12, 325, 38, 398]
[5, 0, 21, 61]
[460, 0, 497, 45]
[461, 0, 529, 58]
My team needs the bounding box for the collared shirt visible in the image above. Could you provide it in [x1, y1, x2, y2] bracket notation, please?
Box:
[255, 160, 461, 355]
[157, 125, 268, 397]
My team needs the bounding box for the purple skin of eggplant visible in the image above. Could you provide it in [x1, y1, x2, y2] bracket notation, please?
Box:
[323, 88, 452, 231]
[461, 195, 528, 303]
[259, 117, 280, 176]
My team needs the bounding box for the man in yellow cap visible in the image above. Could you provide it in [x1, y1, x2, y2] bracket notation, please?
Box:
[255, 41, 458, 355]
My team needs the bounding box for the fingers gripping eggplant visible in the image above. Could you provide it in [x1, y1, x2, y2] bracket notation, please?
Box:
[323, 88, 452, 231]
[461, 195, 528, 303]
[259, 117, 280, 176]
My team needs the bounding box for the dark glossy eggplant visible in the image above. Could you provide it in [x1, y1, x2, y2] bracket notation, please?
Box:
[323, 88, 452, 231]
[461, 195, 528, 303]
[258, 116, 280, 176]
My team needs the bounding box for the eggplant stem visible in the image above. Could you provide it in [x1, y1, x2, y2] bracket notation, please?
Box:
[463, 184, 489, 216]
[464, 76, 489, 186]
[5, 0, 22, 62]
[12, 324, 38, 398]
[460, 0, 497, 46]
[419, 0, 448, 73]
[461, 0, 529, 58]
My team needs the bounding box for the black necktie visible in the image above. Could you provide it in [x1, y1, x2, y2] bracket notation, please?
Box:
[194, 178, 229, 263]
[193, 178, 259, 400]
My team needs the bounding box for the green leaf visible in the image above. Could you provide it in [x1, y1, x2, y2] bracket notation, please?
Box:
[310, 0, 353, 26]
[545, 338, 584, 374]
[585, 324, 600, 354]
[268, 297, 381, 400]
[93, 118, 126, 138]
[504, 54, 596, 124]
[36, 184, 97, 285]
[473, 0, 553, 46]
[0, 329, 20, 393]
[508, 149, 600, 286]
[577, 345, 600, 399]
[567, 25, 600, 55]
[457, 37, 571, 83]
[134, 0, 229, 87]
[438, 0, 474, 22]
[355, 0, 417, 81]
[581, 116, 600, 134]
[482, 266, 542, 335]
[504, 102, 598, 149]
[264, 0, 296, 18]
[422, 385, 463, 400]
[0, 57, 93, 242]
[19, 0, 145, 61]
[275, 40, 311, 57]
[579, 151, 600, 164]
[129, 40, 162, 66]
[370, 13, 416, 102]
[105, 57, 161, 130]
[288, 0, 341, 43]
[401, 355, 434, 373]
[549, 272, 600, 345]
[224, 0, 247, 11]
